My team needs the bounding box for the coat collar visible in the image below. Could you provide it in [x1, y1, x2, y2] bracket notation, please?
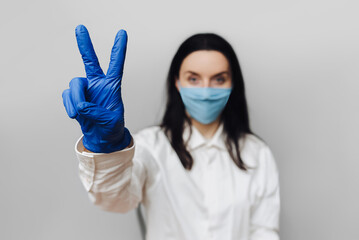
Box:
[183, 122, 227, 151]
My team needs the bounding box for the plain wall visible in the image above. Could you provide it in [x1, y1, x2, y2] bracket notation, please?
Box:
[1, 0, 358, 239]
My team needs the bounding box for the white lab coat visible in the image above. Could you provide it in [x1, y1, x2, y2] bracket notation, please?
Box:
[75, 123, 280, 240]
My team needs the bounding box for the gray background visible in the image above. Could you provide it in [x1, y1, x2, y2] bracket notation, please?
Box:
[1, 0, 358, 239]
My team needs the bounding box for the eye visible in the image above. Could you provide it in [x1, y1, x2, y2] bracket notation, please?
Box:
[188, 77, 198, 83]
[215, 77, 225, 84]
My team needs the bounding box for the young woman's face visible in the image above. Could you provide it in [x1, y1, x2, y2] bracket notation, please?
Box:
[176, 50, 232, 89]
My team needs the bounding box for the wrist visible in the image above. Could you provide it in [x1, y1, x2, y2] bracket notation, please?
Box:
[82, 128, 132, 153]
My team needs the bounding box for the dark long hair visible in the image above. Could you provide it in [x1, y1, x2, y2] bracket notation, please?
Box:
[160, 33, 252, 170]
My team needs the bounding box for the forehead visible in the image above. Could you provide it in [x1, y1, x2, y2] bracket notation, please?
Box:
[180, 50, 230, 75]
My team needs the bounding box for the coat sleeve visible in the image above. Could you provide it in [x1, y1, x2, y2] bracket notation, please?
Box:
[250, 145, 281, 240]
[75, 136, 147, 213]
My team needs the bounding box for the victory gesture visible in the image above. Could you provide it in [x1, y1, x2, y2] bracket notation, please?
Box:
[62, 25, 132, 153]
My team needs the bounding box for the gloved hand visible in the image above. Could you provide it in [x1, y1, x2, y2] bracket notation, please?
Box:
[62, 25, 132, 153]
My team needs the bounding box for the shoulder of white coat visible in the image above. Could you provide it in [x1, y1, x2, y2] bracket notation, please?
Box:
[240, 133, 275, 169]
[133, 125, 166, 149]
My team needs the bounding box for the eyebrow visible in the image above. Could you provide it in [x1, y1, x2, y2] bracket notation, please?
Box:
[184, 71, 230, 77]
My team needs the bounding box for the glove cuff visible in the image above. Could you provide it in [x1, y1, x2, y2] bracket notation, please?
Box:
[83, 127, 132, 153]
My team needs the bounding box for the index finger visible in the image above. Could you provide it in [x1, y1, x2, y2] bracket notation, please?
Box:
[106, 29, 128, 80]
[75, 25, 105, 79]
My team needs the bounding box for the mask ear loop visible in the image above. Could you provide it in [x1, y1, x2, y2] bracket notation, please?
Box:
[176, 79, 183, 91]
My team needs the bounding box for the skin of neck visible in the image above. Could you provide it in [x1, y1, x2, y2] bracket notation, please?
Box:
[190, 115, 221, 139]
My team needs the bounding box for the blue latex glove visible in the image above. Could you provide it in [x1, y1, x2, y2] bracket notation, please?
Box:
[62, 25, 132, 153]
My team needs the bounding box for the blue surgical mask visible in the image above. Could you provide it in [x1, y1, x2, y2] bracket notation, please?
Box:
[178, 84, 232, 124]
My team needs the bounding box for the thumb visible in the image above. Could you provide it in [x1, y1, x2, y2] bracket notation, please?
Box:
[62, 89, 78, 118]
[77, 102, 119, 124]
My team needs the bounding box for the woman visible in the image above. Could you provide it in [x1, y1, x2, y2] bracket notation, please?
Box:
[62, 25, 280, 240]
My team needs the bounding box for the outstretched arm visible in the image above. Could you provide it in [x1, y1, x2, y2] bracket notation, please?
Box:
[63, 25, 146, 213]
